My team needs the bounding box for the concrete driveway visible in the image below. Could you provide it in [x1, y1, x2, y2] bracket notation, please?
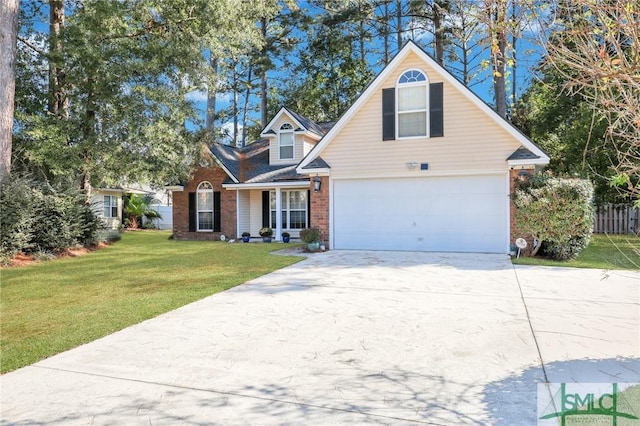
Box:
[1, 251, 638, 425]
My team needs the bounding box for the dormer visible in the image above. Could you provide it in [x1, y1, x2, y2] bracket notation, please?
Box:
[260, 107, 325, 166]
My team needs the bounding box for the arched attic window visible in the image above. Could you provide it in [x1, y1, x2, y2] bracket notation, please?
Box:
[279, 123, 294, 160]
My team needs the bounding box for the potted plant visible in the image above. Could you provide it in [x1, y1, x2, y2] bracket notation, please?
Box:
[241, 232, 251, 243]
[259, 227, 273, 243]
[300, 227, 320, 251]
[281, 232, 290, 243]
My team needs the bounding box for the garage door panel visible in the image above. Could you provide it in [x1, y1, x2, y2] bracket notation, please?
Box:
[333, 175, 507, 253]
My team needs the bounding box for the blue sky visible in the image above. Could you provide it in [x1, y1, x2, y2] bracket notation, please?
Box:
[199, 3, 546, 139]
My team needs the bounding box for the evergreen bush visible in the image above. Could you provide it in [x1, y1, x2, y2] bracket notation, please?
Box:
[0, 175, 104, 257]
[513, 173, 594, 260]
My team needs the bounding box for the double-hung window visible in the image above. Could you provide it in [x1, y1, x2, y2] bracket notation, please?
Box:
[279, 123, 294, 160]
[270, 190, 308, 230]
[197, 181, 214, 231]
[397, 70, 428, 138]
[382, 69, 443, 140]
[103, 195, 118, 218]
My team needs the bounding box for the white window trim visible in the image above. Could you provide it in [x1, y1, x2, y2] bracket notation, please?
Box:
[278, 123, 295, 160]
[197, 181, 214, 232]
[103, 195, 118, 218]
[396, 69, 429, 140]
[270, 189, 308, 231]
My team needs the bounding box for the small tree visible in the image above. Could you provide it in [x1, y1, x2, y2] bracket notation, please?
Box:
[125, 194, 161, 230]
[513, 174, 594, 260]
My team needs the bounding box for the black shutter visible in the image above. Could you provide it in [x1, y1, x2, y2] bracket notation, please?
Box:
[382, 88, 395, 141]
[430, 82, 444, 137]
[188, 192, 196, 232]
[262, 191, 270, 227]
[213, 191, 221, 232]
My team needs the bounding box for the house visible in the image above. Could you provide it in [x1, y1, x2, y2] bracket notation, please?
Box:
[92, 185, 174, 230]
[170, 41, 549, 253]
[92, 188, 124, 230]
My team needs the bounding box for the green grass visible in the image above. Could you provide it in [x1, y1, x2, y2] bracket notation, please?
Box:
[0, 231, 304, 373]
[512, 233, 640, 270]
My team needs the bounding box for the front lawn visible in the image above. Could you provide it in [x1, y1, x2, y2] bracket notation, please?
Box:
[0, 231, 303, 373]
[512, 233, 640, 270]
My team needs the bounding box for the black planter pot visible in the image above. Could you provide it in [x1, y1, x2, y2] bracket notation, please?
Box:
[262, 236, 272, 243]
[242, 236, 250, 243]
[282, 236, 290, 243]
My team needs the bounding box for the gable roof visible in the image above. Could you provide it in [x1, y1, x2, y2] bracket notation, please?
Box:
[209, 140, 309, 185]
[507, 147, 541, 161]
[260, 107, 326, 139]
[297, 40, 550, 173]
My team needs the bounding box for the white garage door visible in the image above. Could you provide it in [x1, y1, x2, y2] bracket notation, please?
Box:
[332, 174, 508, 253]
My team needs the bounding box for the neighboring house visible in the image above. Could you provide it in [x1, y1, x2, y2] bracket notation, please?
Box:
[91, 189, 124, 230]
[170, 41, 549, 253]
[92, 185, 174, 230]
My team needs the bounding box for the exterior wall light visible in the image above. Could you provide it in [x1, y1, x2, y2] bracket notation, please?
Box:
[518, 167, 532, 179]
[314, 175, 322, 192]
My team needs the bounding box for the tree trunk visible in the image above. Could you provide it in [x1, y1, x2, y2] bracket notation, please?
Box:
[493, 29, 507, 117]
[396, 0, 402, 52]
[232, 63, 239, 147]
[49, 0, 67, 118]
[206, 56, 217, 133]
[487, 0, 507, 118]
[383, 0, 390, 64]
[80, 158, 92, 204]
[510, 1, 517, 114]
[260, 17, 268, 130]
[358, 1, 366, 62]
[433, 2, 444, 65]
[81, 83, 96, 203]
[241, 64, 252, 147]
[0, 0, 19, 179]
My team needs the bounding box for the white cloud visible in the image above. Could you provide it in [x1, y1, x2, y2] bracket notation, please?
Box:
[218, 121, 244, 146]
[185, 90, 208, 102]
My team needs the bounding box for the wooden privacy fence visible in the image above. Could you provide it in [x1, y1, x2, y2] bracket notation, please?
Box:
[593, 203, 639, 234]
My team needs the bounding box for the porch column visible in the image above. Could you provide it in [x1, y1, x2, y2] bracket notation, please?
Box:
[275, 187, 282, 241]
[235, 189, 240, 239]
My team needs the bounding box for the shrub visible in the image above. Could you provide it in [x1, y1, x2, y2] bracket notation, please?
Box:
[513, 173, 594, 260]
[543, 236, 590, 261]
[299, 228, 320, 243]
[258, 227, 273, 237]
[0, 177, 38, 256]
[0, 175, 103, 257]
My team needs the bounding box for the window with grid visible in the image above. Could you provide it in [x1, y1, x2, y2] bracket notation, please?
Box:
[103, 195, 118, 218]
[279, 123, 294, 159]
[197, 182, 214, 231]
[270, 190, 307, 230]
[397, 69, 427, 138]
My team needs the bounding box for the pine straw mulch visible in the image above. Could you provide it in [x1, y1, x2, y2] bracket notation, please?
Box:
[2, 242, 111, 269]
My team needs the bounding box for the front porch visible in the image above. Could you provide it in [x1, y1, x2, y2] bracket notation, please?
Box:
[231, 183, 311, 241]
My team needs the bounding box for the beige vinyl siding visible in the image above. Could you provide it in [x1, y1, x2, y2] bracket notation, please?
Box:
[268, 114, 301, 165]
[303, 135, 317, 157]
[322, 51, 521, 179]
[237, 190, 250, 237]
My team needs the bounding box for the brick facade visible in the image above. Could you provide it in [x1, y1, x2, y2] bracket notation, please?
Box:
[172, 166, 237, 240]
[309, 176, 330, 249]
